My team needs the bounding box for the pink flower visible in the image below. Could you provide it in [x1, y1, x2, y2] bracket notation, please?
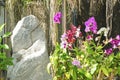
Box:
[109, 35, 120, 48]
[84, 17, 97, 34]
[75, 27, 82, 38]
[60, 33, 68, 49]
[66, 24, 78, 44]
[116, 35, 120, 40]
[60, 24, 83, 49]
[86, 35, 93, 41]
[104, 48, 113, 55]
[110, 39, 118, 48]
[67, 30, 76, 44]
[53, 12, 62, 24]
[72, 59, 81, 68]
[71, 24, 77, 34]
[116, 35, 120, 46]
[60, 41, 68, 49]
[60, 33, 68, 41]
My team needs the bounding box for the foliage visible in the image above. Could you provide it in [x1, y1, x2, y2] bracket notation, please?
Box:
[22, 0, 33, 7]
[0, 24, 13, 70]
[48, 13, 120, 80]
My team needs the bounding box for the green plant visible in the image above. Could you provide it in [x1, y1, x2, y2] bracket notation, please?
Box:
[48, 14, 120, 80]
[22, 0, 33, 7]
[0, 24, 13, 70]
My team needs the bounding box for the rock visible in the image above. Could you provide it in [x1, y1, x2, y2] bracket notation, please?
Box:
[7, 15, 52, 80]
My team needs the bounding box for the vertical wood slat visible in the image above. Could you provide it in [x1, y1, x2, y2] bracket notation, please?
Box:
[49, 0, 58, 53]
[106, 0, 114, 37]
[89, 0, 106, 29]
[62, 0, 66, 33]
[0, 4, 6, 80]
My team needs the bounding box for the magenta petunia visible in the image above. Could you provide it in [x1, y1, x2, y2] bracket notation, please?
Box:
[53, 12, 62, 24]
[84, 17, 97, 34]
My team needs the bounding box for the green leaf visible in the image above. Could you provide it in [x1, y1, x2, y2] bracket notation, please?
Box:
[0, 53, 6, 59]
[86, 47, 94, 54]
[0, 24, 5, 32]
[116, 53, 120, 59]
[53, 76, 57, 80]
[101, 67, 109, 76]
[0, 56, 13, 70]
[97, 45, 103, 49]
[50, 56, 58, 68]
[47, 63, 51, 74]
[90, 64, 98, 74]
[90, 40, 96, 46]
[3, 32, 11, 38]
[78, 69, 85, 74]
[2, 44, 9, 49]
[85, 72, 92, 80]
[0, 37, 2, 43]
[70, 69, 77, 80]
[96, 45, 103, 52]
[108, 53, 114, 62]
[117, 67, 120, 75]
[78, 69, 93, 79]
[65, 72, 70, 79]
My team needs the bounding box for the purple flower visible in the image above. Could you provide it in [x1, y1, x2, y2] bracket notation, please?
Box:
[61, 33, 68, 41]
[60, 33, 68, 49]
[86, 35, 93, 40]
[109, 38, 118, 48]
[60, 41, 68, 49]
[109, 35, 120, 48]
[84, 17, 97, 34]
[118, 41, 120, 46]
[53, 12, 62, 24]
[116, 35, 120, 40]
[116, 35, 120, 46]
[72, 59, 81, 68]
[104, 48, 113, 55]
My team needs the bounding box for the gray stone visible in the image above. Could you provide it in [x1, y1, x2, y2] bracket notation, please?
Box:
[8, 15, 52, 80]
[11, 15, 40, 53]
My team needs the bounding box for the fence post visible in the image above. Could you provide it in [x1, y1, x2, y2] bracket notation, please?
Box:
[106, 0, 114, 37]
[62, 0, 66, 33]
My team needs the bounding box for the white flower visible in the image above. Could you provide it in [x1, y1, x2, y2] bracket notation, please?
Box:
[97, 27, 109, 37]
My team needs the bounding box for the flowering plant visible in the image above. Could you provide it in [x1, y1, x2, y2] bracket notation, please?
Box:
[48, 12, 120, 80]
